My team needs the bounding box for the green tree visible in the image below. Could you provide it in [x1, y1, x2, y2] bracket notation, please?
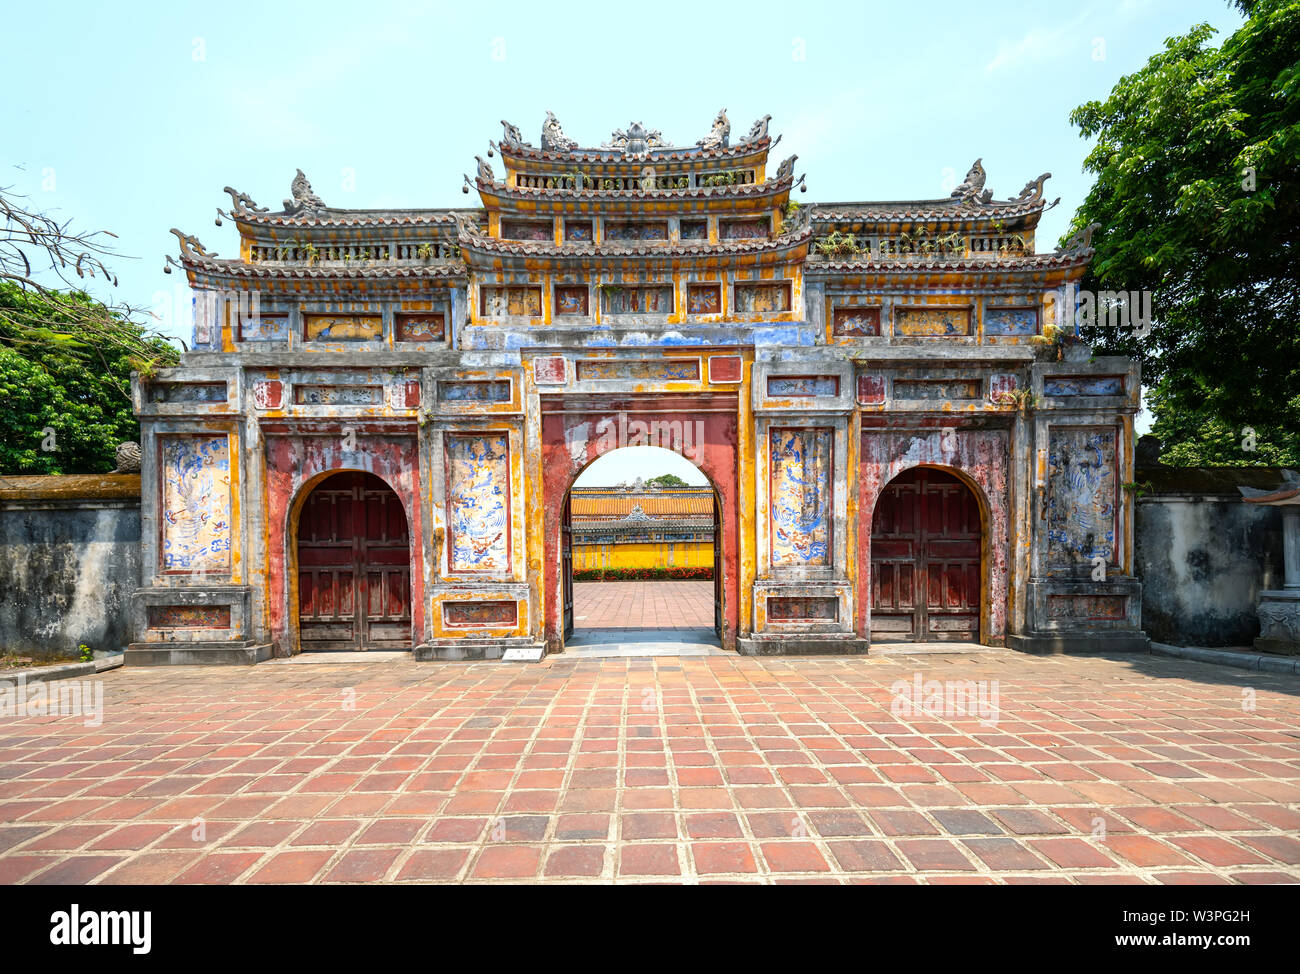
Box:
[0, 282, 179, 474]
[645, 473, 689, 489]
[1067, 0, 1300, 465]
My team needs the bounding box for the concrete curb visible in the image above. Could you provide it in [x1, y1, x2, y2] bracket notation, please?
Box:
[0, 654, 124, 687]
[1149, 641, 1300, 675]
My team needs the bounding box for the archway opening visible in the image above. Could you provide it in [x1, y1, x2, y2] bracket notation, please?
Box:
[295, 471, 412, 651]
[870, 466, 983, 642]
[563, 446, 721, 643]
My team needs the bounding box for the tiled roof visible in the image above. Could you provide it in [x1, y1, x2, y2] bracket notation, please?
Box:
[571, 489, 715, 520]
[810, 197, 1046, 224]
[804, 250, 1092, 274]
[477, 173, 792, 203]
[181, 255, 467, 280]
[498, 138, 772, 166]
[457, 222, 812, 261]
[232, 208, 473, 229]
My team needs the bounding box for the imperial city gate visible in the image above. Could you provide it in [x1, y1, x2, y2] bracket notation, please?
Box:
[129, 110, 1147, 663]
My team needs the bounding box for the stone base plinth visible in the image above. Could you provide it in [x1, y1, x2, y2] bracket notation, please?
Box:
[1255, 590, 1300, 656]
[1007, 631, 1150, 656]
[126, 641, 273, 665]
[737, 634, 870, 656]
[414, 638, 546, 662]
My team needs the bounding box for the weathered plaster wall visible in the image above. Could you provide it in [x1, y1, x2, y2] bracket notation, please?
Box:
[1136, 495, 1283, 647]
[0, 481, 141, 659]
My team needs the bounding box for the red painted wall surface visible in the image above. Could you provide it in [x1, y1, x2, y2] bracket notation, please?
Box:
[265, 432, 423, 654]
[857, 428, 1011, 640]
[540, 396, 739, 651]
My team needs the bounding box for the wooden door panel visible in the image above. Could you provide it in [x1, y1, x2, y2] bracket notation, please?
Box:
[870, 468, 981, 642]
[298, 472, 411, 651]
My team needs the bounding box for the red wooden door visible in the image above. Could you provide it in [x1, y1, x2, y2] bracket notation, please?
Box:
[870, 468, 980, 641]
[297, 472, 412, 651]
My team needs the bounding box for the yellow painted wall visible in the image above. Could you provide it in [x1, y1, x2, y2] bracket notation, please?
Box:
[573, 541, 714, 571]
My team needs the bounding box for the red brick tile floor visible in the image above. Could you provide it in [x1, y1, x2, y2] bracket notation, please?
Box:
[573, 581, 714, 630]
[1, 650, 1298, 884]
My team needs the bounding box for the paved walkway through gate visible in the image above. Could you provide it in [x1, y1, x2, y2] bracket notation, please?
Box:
[1, 650, 1298, 885]
[573, 581, 714, 630]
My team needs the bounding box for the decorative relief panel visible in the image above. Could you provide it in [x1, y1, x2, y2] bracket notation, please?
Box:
[237, 313, 289, 342]
[719, 218, 767, 239]
[604, 221, 668, 241]
[767, 375, 839, 397]
[735, 281, 791, 313]
[1046, 426, 1118, 568]
[395, 313, 445, 342]
[1047, 594, 1126, 621]
[148, 605, 231, 629]
[481, 286, 542, 317]
[437, 380, 512, 403]
[533, 357, 567, 385]
[896, 307, 972, 336]
[1044, 375, 1125, 397]
[984, 307, 1039, 336]
[768, 596, 838, 621]
[856, 375, 886, 405]
[303, 314, 383, 342]
[160, 435, 231, 573]
[554, 286, 589, 316]
[832, 307, 881, 337]
[149, 383, 228, 404]
[894, 379, 981, 400]
[445, 434, 511, 574]
[576, 359, 699, 381]
[294, 385, 383, 405]
[443, 600, 518, 627]
[769, 429, 832, 568]
[687, 283, 721, 314]
[600, 285, 673, 315]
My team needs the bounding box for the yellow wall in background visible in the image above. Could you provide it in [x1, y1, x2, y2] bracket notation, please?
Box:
[573, 541, 713, 570]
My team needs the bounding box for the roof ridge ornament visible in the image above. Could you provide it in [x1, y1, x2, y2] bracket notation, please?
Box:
[169, 228, 214, 257]
[605, 121, 669, 158]
[776, 154, 798, 181]
[739, 114, 772, 144]
[1014, 172, 1052, 204]
[222, 186, 266, 213]
[500, 119, 531, 149]
[1055, 221, 1101, 255]
[285, 168, 326, 215]
[541, 111, 577, 152]
[696, 108, 730, 150]
[951, 159, 992, 203]
[475, 155, 494, 183]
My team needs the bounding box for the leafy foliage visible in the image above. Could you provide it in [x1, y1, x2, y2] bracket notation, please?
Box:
[1066, 0, 1300, 465]
[644, 473, 690, 489]
[573, 566, 713, 582]
[0, 282, 179, 474]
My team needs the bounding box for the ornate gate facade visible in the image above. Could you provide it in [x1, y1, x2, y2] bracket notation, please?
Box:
[129, 108, 1149, 664]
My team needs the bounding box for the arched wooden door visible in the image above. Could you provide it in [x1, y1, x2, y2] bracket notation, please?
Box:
[297, 472, 412, 651]
[870, 468, 981, 641]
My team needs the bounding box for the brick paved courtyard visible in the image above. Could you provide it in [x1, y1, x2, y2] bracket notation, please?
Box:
[1, 650, 1298, 884]
[573, 581, 714, 630]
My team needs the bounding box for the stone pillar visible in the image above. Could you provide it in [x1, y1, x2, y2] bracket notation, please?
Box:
[1240, 481, 1300, 656]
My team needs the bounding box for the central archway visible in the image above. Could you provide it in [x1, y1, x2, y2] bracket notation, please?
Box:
[563, 447, 721, 639]
[870, 467, 983, 641]
[295, 471, 412, 651]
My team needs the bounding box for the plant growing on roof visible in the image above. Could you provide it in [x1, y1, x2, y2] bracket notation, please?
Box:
[813, 230, 864, 258]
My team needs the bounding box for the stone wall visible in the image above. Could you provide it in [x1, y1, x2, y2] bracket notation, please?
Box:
[1135, 465, 1285, 647]
[0, 475, 141, 659]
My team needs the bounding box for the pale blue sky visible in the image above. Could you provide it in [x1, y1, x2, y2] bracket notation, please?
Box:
[5, 0, 1243, 481]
